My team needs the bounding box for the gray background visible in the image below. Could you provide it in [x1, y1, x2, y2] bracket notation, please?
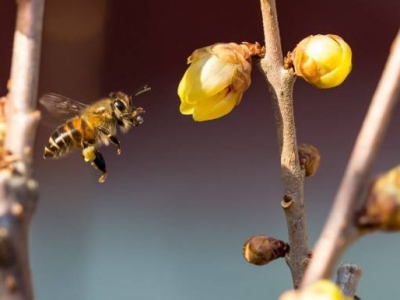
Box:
[1, 0, 400, 299]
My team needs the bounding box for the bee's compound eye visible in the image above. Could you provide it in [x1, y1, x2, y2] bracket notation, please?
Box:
[114, 99, 126, 111]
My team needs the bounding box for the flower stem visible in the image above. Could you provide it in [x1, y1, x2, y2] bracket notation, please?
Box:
[258, 0, 309, 288]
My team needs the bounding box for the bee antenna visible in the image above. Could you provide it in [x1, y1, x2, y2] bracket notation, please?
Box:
[131, 85, 151, 98]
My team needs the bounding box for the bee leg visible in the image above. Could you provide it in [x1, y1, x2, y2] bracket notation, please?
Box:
[97, 126, 121, 155]
[93, 151, 107, 183]
[82, 145, 107, 183]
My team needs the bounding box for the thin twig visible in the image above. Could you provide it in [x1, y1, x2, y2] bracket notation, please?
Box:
[335, 263, 362, 298]
[258, 0, 309, 288]
[6, 0, 44, 170]
[302, 30, 400, 286]
[0, 0, 44, 299]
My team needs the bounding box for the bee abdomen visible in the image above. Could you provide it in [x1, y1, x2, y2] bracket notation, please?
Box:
[44, 118, 84, 158]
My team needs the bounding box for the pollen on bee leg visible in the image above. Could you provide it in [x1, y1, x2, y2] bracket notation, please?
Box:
[82, 146, 96, 162]
[132, 108, 145, 126]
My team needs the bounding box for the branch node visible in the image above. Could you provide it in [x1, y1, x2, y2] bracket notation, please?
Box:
[301, 257, 311, 268]
[281, 194, 294, 209]
[284, 52, 294, 70]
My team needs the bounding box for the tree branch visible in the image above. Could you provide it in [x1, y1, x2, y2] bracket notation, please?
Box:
[302, 29, 400, 286]
[258, 0, 309, 288]
[0, 0, 44, 299]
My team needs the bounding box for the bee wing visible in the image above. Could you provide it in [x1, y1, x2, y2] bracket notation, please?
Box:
[39, 93, 88, 119]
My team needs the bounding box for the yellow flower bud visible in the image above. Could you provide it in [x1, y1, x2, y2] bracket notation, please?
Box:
[280, 280, 345, 300]
[242, 235, 289, 266]
[356, 165, 400, 232]
[293, 34, 352, 89]
[178, 42, 264, 121]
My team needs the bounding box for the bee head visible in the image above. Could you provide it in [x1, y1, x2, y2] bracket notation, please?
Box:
[110, 91, 145, 130]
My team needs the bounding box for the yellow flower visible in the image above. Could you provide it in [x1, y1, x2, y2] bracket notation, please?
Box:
[280, 280, 346, 300]
[178, 42, 263, 121]
[293, 34, 352, 89]
[356, 165, 400, 232]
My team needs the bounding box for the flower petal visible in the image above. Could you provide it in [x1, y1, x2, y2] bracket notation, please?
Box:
[200, 56, 238, 93]
[179, 100, 195, 115]
[305, 35, 342, 72]
[178, 56, 238, 104]
[192, 89, 243, 121]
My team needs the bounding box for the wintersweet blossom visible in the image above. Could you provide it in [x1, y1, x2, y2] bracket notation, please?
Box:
[178, 42, 263, 121]
[293, 34, 352, 89]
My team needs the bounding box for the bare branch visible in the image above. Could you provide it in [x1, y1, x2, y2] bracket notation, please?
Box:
[0, 0, 44, 299]
[302, 30, 400, 285]
[258, 0, 309, 288]
[6, 0, 44, 172]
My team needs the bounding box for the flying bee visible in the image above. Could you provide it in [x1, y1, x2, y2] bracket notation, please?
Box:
[40, 86, 150, 183]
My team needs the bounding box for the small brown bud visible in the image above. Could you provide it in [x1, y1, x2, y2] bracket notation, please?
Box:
[242, 235, 289, 266]
[298, 143, 321, 177]
[356, 166, 400, 231]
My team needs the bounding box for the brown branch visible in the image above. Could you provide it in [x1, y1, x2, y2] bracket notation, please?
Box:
[258, 0, 309, 288]
[302, 30, 400, 286]
[0, 0, 44, 299]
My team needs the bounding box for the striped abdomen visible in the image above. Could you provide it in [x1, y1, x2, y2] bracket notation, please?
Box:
[44, 117, 95, 158]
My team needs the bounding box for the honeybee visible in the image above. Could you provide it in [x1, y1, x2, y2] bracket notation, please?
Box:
[40, 86, 150, 183]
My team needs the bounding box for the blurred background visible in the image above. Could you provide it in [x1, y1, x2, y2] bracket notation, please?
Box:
[1, 1, 400, 299]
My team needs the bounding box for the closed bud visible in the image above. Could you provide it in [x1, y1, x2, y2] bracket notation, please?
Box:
[242, 235, 289, 266]
[356, 166, 400, 231]
[280, 280, 346, 300]
[178, 42, 264, 121]
[298, 143, 321, 177]
[293, 34, 352, 89]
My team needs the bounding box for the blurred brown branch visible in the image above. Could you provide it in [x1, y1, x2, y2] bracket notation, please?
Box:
[258, 0, 309, 288]
[303, 29, 400, 285]
[0, 0, 44, 299]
